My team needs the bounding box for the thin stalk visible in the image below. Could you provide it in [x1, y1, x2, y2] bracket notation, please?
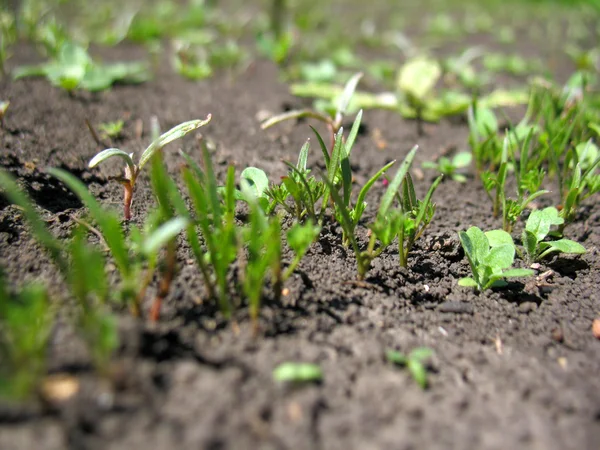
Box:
[150, 241, 177, 322]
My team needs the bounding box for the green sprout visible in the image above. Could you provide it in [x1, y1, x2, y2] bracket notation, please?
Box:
[13, 42, 149, 93]
[265, 140, 326, 221]
[386, 347, 434, 389]
[396, 56, 441, 136]
[261, 72, 363, 150]
[0, 269, 53, 401]
[458, 227, 534, 291]
[422, 152, 472, 183]
[273, 362, 323, 383]
[521, 207, 586, 263]
[89, 116, 211, 220]
[98, 120, 125, 140]
[481, 135, 548, 232]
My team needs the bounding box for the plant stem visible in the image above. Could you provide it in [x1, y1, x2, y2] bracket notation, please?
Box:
[150, 241, 177, 322]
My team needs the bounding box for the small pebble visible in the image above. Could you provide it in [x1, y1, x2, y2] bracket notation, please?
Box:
[593, 319, 600, 339]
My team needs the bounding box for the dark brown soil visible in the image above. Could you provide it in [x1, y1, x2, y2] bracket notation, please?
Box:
[1, 39, 600, 450]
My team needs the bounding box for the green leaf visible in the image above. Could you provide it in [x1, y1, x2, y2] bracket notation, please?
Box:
[458, 277, 478, 287]
[522, 229, 538, 260]
[484, 244, 515, 270]
[273, 362, 323, 383]
[240, 167, 269, 198]
[463, 226, 489, 263]
[386, 350, 408, 365]
[49, 168, 130, 277]
[525, 207, 563, 242]
[142, 217, 189, 255]
[539, 239, 585, 257]
[138, 116, 212, 169]
[377, 146, 418, 218]
[89, 148, 136, 175]
[409, 347, 434, 362]
[407, 360, 429, 389]
[452, 152, 472, 168]
[485, 229, 514, 247]
[286, 220, 320, 257]
[397, 57, 441, 101]
[335, 72, 363, 118]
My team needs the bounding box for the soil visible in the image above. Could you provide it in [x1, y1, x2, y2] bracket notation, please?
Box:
[1, 28, 600, 450]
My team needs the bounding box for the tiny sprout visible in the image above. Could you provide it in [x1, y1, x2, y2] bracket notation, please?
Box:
[98, 120, 125, 140]
[89, 115, 211, 220]
[273, 362, 323, 383]
[386, 347, 434, 389]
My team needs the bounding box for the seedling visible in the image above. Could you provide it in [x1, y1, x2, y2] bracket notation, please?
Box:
[265, 140, 326, 221]
[0, 269, 53, 401]
[521, 207, 585, 263]
[422, 152, 471, 182]
[397, 56, 441, 135]
[13, 42, 149, 93]
[48, 167, 188, 320]
[261, 72, 363, 149]
[458, 227, 534, 290]
[98, 120, 125, 140]
[386, 347, 434, 389]
[467, 104, 500, 176]
[324, 145, 418, 279]
[273, 362, 323, 383]
[89, 116, 211, 220]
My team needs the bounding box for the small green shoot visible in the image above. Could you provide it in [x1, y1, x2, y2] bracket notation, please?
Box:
[386, 347, 434, 389]
[89, 116, 211, 220]
[98, 120, 125, 140]
[266, 140, 326, 221]
[0, 270, 53, 401]
[522, 207, 586, 263]
[283, 220, 321, 280]
[422, 152, 471, 183]
[397, 56, 441, 135]
[13, 42, 149, 93]
[273, 362, 323, 383]
[262, 72, 363, 149]
[458, 227, 534, 290]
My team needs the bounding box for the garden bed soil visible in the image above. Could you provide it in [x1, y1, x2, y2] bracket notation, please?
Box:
[1, 41, 600, 450]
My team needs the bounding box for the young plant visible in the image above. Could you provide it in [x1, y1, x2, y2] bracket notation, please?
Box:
[522, 207, 586, 263]
[261, 72, 363, 149]
[467, 104, 500, 176]
[98, 120, 125, 140]
[321, 110, 396, 244]
[458, 227, 533, 290]
[0, 269, 53, 401]
[89, 116, 211, 220]
[396, 56, 441, 135]
[265, 140, 326, 221]
[422, 151, 471, 183]
[386, 347, 434, 389]
[0, 171, 120, 375]
[13, 42, 149, 93]
[560, 141, 600, 225]
[241, 181, 283, 326]
[324, 146, 418, 279]
[48, 168, 188, 320]
[481, 135, 548, 232]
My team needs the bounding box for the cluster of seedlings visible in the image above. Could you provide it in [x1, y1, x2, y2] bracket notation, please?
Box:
[1, 0, 598, 403]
